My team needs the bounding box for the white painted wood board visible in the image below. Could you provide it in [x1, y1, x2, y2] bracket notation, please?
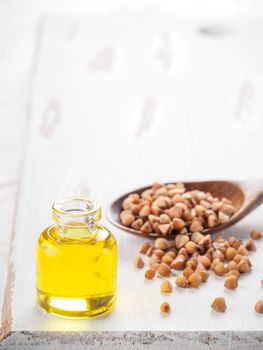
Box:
[0, 2, 36, 329]
[2, 9, 263, 349]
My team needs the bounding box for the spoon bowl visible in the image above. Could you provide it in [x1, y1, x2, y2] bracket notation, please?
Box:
[107, 179, 263, 238]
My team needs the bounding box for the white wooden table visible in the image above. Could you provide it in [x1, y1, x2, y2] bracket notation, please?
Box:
[1, 5, 263, 349]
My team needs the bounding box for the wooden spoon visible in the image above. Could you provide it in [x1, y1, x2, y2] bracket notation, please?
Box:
[107, 179, 263, 238]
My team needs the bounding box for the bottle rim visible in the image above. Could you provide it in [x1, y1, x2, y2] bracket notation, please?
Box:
[52, 196, 101, 218]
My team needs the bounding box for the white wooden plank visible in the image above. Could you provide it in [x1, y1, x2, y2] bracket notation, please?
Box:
[2, 9, 263, 349]
[0, 4, 36, 332]
[0, 185, 16, 324]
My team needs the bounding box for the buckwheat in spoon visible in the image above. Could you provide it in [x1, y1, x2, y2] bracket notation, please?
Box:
[108, 179, 263, 237]
[107, 179, 263, 314]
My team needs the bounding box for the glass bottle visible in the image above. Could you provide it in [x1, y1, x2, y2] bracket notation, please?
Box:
[36, 196, 117, 318]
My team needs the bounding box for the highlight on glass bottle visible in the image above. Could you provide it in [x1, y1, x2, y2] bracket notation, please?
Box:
[36, 196, 118, 318]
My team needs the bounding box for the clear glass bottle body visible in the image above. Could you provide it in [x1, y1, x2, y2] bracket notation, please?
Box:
[36, 197, 117, 318]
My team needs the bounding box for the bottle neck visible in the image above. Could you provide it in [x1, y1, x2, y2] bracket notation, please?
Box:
[52, 197, 102, 240]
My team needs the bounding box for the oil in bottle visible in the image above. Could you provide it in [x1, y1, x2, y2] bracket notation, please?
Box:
[36, 196, 117, 318]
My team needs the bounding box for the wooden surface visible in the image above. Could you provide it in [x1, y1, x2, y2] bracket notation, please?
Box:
[1, 4, 263, 349]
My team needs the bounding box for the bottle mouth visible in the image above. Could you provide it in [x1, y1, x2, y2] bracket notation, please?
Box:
[52, 196, 101, 218]
[52, 197, 102, 238]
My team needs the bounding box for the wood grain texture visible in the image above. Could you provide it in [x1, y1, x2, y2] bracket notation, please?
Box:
[0, 2, 36, 337]
[0, 17, 44, 342]
[2, 331, 263, 349]
[2, 9, 263, 349]
[0, 187, 16, 341]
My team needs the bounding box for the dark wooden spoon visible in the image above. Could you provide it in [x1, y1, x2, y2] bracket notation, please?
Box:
[107, 179, 263, 238]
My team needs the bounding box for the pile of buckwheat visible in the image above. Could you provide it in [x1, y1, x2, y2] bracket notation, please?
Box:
[134, 228, 263, 314]
[120, 182, 235, 235]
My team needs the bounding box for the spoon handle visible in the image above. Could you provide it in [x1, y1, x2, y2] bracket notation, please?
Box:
[236, 177, 263, 218]
[238, 177, 263, 197]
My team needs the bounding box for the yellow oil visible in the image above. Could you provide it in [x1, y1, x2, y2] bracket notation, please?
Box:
[36, 224, 117, 318]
